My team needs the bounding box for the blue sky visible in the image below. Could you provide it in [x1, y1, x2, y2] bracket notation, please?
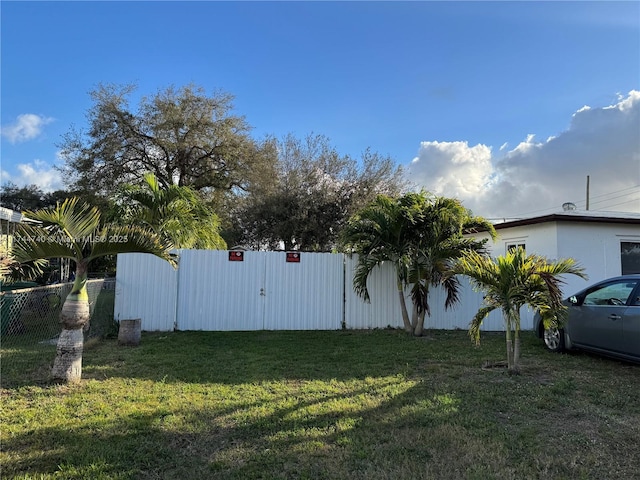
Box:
[1, 1, 639, 218]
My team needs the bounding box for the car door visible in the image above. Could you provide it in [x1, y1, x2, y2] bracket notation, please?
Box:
[568, 279, 639, 353]
[622, 286, 640, 357]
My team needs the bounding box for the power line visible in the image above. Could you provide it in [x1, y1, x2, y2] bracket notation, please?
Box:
[591, 195, 640, 211]
[578, 191, 640, 209]
[505, 184, 640, 218]
[580, 185, 640, 204]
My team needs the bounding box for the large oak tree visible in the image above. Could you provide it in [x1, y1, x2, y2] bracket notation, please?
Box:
[57, 83, 276, 197]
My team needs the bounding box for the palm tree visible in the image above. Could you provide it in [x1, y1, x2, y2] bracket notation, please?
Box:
[407, 196, 496, 336]
[342, 194, 417, 332]
[113, 172, 226, 249]
[342, 192, 495, 336]
[451, 247, 586, 374]
[12, 197, 176, 383]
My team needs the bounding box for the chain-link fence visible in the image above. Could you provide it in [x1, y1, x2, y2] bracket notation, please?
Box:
[1, 278, 116, 386]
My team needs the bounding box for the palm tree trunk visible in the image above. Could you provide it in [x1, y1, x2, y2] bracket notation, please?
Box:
[512, 313, 521, 374]
[411, 304, 418, 329]
[397, 280, 413, 333]
[51, 329, 85, 383]
[52, 263, 90, 383]
[504, 312, 514, 372]
[504, 310, 520, 375]
[413, 310, 426, 337]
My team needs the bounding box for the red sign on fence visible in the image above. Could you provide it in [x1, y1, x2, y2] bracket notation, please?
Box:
[229, 251, 244, 262]
[286, 252, 300, 263]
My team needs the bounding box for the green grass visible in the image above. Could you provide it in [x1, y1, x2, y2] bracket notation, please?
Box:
[2, 330, 639, 479]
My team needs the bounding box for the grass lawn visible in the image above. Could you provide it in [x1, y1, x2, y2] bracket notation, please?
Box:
[1, 329, 639, 479]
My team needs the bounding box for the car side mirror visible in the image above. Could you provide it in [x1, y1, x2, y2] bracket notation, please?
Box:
[568, 296, 578, 305]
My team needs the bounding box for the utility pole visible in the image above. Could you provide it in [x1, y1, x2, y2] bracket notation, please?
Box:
[586, 175, 590, 211]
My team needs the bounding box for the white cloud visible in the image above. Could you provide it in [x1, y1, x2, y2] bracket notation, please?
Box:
[1, 113, 54, 143]
[1, 159, 63, 192]
[409, 141, 494, 199]
[408, 90, 640, 218]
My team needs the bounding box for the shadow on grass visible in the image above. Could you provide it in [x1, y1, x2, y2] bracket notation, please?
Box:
[5, 366, 637, 480]
[80, 330, 512, 385]
[1, 378, 508, 480]
[3, 330, 639, 479]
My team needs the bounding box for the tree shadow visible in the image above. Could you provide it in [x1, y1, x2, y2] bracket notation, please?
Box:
[80, 330, 452, 385]
[3, 377, 507, 479]
[5, 330, 639, 479]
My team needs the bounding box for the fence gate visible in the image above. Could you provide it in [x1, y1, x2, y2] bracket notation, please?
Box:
[176, 250, 264, 331]
[171, 250, 343, 331]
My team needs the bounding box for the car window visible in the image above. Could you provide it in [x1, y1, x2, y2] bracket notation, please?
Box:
[582, 281, 639, 306]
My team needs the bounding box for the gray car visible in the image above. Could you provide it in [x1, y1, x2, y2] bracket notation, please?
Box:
[534, 274, 640, 363]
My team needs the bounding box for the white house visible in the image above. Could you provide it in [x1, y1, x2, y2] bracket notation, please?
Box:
[470, 208, 640, 298]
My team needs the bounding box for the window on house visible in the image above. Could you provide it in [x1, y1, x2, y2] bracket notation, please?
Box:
[621, 242, 640, 275]
[506, 242, 526, 254]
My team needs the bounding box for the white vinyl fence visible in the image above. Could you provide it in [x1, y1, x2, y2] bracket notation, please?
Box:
[115, 251, 534, 332]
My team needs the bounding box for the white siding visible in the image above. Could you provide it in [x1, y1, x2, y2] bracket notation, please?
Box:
[470, 217, 640, 330]
[176, 251, 343, 331]
[483, 220, 640, 300]
[176, 250, 265, 331]
[343, 256, 519, 331]
[114, 253, 178, 331]
[263, 252, 343, 330]
[116, 251, 535, 333]
[344, 257, 405, 329]
[557, 222, 640, 291]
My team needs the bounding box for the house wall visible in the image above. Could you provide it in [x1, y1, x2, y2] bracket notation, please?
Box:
[556, 222, 640, 293]
[478, 220, 640, 299]
[481, 223, 559, 258]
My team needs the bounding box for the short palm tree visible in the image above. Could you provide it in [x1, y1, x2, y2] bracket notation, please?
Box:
[12, 197, 177, 383]
[114, 172, 226, 249]
[451, 247, 587, 374]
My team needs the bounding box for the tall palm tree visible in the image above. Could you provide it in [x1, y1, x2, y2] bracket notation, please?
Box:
[114, 172, 226, 250]
[12, 197, 177, 383]
[342, 194, 418, 332]
[342, 192, 495, 336]
[407, 196, 496, 336]
[451, 247, 586, 374]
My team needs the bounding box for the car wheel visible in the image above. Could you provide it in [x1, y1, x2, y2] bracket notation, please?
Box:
[543, 327, 565, 352]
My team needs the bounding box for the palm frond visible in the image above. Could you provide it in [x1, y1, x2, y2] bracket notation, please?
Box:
[22, 197, 101, 242]
[441, 273, 461, 310]
[88, 224, 177, 267]
[452, 250, 500, 291]
[12, 224, 81, 262]
[410, 280, 430, 316]
[114, 172, 226, 250]
[469, 305, 495, 344]
[0, 251, 48, 283]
